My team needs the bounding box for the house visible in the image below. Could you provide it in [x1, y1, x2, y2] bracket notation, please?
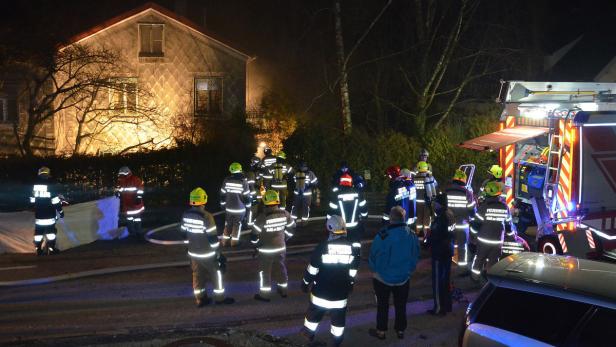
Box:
[0, 2, 257, 156]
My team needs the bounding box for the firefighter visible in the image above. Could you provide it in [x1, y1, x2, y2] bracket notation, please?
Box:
[301, 215, 358, 346]
[382, 166, 416, 226]
[220, 162, 251, 246]
[445, 169, 476, 269]
[399, 169, 417, 226]
[269, 151, 293, 210]
[479, 165, 504, 201]
[413, 148, 433, 174]
[117, 166, 144, 240]
[260, 147, 277, 189]
[251, 190, 295, 302]
[426, 193, 456, 315]
[414, 161, 436, 240]
[182, 188, 235, 307]
[331, 161, 365, 191]
[328, 173, 367, 252]
[470, 181, 513, 280]
[246, 156, 262, 225]
[31, 166, 64, 255]
[291, 161, 318, 222]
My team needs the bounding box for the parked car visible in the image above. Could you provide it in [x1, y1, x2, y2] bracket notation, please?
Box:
[460, 252, 616, 347]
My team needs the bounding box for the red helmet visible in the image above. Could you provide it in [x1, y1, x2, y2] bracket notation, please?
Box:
[385, 165, 401, 180]
[339, 173, 353, 187]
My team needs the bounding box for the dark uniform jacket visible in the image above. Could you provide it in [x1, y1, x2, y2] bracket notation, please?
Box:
[427, 208, 456, 260]
[220, 173, 251, 213]
[445, 181, 475, 224]
[328, 186, 367, 229]
[251, 206, 295, 252]
[181, 207, 219, 259]
[471, 197, 512, 242]
[303, 236, 358, 302]
[31, 177, 64, 221]
[383, 178, 416, 223]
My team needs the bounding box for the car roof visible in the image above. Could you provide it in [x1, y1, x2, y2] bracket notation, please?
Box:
[488, 253, 616, 309]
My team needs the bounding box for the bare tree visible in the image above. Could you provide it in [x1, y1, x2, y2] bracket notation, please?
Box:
[332, 0, 392, 135]
[9, 44, 161, 156]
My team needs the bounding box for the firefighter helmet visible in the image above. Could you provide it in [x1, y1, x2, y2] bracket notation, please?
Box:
[326, 215, 347, 235]
[189, 187, 208, 206]
[417, 161, 429, 173]
[229, 162, 242, 174]
[264, 147, 272, 156]
[488, 165, 503, 179]
[298, 161, 308, 171]
[339, 173, 353, 187]
[339, 161, 349, 173]
[453, 169, 467, 183]
[118, 166, 131, 176]
[38, 166, 51, 177]
[484, 181, 502, 197]
[263, 189, 280, 206]
[400, 168, 412, 179]
[277, 151, 286, 159]
[385, 165, 401, 179]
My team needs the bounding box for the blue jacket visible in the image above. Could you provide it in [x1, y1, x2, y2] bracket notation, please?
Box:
[369, 223, 420, 284]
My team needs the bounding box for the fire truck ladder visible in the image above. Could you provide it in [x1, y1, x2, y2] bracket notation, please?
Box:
[543, 110, 573, 218]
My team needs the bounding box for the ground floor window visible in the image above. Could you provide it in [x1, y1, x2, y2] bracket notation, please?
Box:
[194, 77, 223, 117]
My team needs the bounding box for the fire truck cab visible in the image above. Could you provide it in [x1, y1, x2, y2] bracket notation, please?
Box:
[461, 81, 616, 260]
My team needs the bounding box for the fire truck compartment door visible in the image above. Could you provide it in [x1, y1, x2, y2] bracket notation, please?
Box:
[459, 126, 549, 151]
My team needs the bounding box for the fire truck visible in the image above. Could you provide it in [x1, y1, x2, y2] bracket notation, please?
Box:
[461, 81, 616, 260]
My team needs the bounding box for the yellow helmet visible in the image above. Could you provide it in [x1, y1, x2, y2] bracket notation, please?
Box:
[263, 189, 280, 206]
[417, 161, 429, 173]
[484, 181, 502, 197]
[38, 166, 51, 176]
[488, 165, 503, 179]
[277, 151, 286, 159]
[453, 169, 467, 183]
[189, 187, 208, 206]
[229, 162, 242, 174]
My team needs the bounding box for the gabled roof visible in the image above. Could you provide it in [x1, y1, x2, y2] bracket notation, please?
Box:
[59, 2, 250, 60]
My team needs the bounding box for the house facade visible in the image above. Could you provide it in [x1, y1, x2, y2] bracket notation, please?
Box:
[0, 3, 253, 156]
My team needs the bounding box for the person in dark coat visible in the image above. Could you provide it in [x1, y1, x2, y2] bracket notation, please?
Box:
[426, 193, 456, 316]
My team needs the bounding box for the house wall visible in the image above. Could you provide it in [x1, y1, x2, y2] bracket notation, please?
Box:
[56, 9, 247, 155]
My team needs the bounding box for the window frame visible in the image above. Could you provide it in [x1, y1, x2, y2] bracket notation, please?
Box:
[108, 78, 138, 113]
[138, 23, 165, 57]
[194, 76, 224, 118]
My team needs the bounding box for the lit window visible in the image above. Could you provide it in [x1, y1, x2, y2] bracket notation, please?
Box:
[0, 98, 7, 122]
[194, 77, 223, 117]
[139, 24, 164, 57]
[109, 78, 137, 112]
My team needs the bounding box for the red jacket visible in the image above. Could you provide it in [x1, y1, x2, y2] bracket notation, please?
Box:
[117, 174, 144, 214]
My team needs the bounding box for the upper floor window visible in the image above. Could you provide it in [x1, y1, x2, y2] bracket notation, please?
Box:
[195, 77, 223, 117]
[139, 24, 164, 57]
[0, 98, 7, 122]
[109, 78, 137, 112]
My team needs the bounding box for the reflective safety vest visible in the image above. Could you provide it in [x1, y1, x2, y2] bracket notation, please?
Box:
[445, 181, 475, 224]
[383, 178, 417, 224]
[471, 197, 513, 243]
[31, 177, 64, 224]
[328, 186, 367, 228]
[294, 170, 318, 194]
[303, 237, 358, 305]
[414, 172, 436, 203]
[251, 206, 295, 253]
[220, 173, 251, 213]
[182, 207, 219, 258]
[117, 174, 144, 215]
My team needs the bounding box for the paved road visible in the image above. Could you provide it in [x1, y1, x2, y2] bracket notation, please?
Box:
[0, 220, 481, 346]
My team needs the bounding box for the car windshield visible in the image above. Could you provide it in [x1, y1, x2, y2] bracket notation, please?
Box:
[475, 287, 591, 345]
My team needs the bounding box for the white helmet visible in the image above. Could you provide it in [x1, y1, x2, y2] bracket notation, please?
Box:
[118, 166, 131, 176]
[400, 168, 413, 179]
[326, 215, 347, 235]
